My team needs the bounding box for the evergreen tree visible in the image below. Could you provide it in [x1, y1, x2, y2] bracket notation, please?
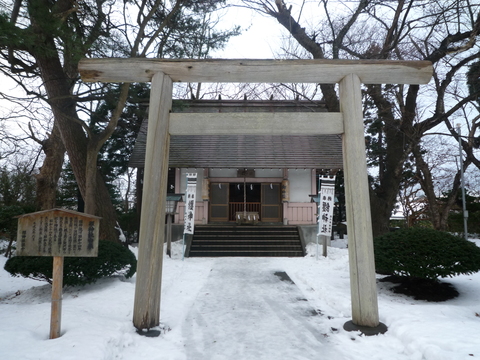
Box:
[1, 0, 239, 240]
[0, 164, 37, 256]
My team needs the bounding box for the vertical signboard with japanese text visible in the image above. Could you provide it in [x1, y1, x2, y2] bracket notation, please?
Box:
[183, 173, 197, 234]
[318, 176, 336, 236]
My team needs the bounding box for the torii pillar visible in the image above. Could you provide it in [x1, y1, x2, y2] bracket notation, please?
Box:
[340, 74, 387, 334]
[78, 58, 432, 336]
[132, 72, 172, 333]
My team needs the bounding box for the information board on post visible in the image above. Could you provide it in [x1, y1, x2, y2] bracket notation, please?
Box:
[183, 173, 197, 235]
[16, 208, 100, 257]
[15, 208, 100, 339]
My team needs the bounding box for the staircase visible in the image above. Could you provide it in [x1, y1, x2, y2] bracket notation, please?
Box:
[187, 225, 305, 257]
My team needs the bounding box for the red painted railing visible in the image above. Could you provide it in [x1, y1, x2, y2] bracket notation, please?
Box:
[285, 202, 317, 224]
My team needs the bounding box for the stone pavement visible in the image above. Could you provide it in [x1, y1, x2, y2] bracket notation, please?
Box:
[181, 258, 335, 360]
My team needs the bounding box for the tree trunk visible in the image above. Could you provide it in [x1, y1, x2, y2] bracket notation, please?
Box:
[413, 144, 465, 231]
[135, 167, 144, 239]
[84, 145, 99, 215]
[35, 125, 65, 210]
[369, 191, 392, 238]
[30, 10, 118, 241]
[365, 83, 421, 238]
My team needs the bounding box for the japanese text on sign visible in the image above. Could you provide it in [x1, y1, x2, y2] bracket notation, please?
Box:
[183, 173, 197, 235]
[318, 176, 336, 236]
[16, 209, 100, 257]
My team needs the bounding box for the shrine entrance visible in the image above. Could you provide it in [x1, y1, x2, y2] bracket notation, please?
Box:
[79, 58, 432, 335]
[209, 182, 282, 223]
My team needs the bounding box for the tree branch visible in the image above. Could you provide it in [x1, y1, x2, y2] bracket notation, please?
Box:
[92, 82, 130, 152]
[332, 0, 369, 59]
[426, 11, 480, 63]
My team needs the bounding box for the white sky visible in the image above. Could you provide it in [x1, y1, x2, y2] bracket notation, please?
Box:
[212, 5, 284, 59]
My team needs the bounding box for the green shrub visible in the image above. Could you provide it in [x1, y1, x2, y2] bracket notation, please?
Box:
[448, 211, 480, 235]
[374, 227, 480, 280]
[4, 240, 137, 286]
[0, 204, 37, 240]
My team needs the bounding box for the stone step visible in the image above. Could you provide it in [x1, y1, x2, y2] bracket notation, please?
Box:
[192, 239, 301, 245]
[188, 225, 304, 257]
[190, 244, 302, 250]
[195, 228, 297, 234]
[193, 235, 300, 241]
[188, 250, 304, 257]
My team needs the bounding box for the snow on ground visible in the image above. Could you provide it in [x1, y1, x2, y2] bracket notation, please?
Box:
[1, 238, 480, 360]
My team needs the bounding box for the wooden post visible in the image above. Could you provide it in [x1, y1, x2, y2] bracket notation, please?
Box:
[339, 74, 383, 331]
[133, 72, 173, 332]
[323, 235, 328, 257]
[166, 214, 172, 258]
[50, 256, 64, 339]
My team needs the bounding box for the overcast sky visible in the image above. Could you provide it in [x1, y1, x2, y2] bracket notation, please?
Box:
[212, 4, 285, 59]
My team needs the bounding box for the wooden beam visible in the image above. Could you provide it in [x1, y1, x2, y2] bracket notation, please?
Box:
[133, 72, 172, 331]
[169, 112, 344, 135]
[79, 58, 432, 85]
[340, 73, 380, 328]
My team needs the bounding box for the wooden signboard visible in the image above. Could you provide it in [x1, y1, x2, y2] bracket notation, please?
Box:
[15, 209, 100, 339]
[16, 208, 100, 257]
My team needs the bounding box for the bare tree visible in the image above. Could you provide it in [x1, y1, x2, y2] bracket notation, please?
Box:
[239, 0, 480, 236]
[412, 137, 464, 229]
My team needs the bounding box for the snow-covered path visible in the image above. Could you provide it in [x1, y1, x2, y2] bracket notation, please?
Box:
[2, 240, 480, 360]
[181, 258, 335, 360]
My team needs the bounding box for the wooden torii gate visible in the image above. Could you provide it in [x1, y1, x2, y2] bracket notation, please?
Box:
[79, 58, 432, 335]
